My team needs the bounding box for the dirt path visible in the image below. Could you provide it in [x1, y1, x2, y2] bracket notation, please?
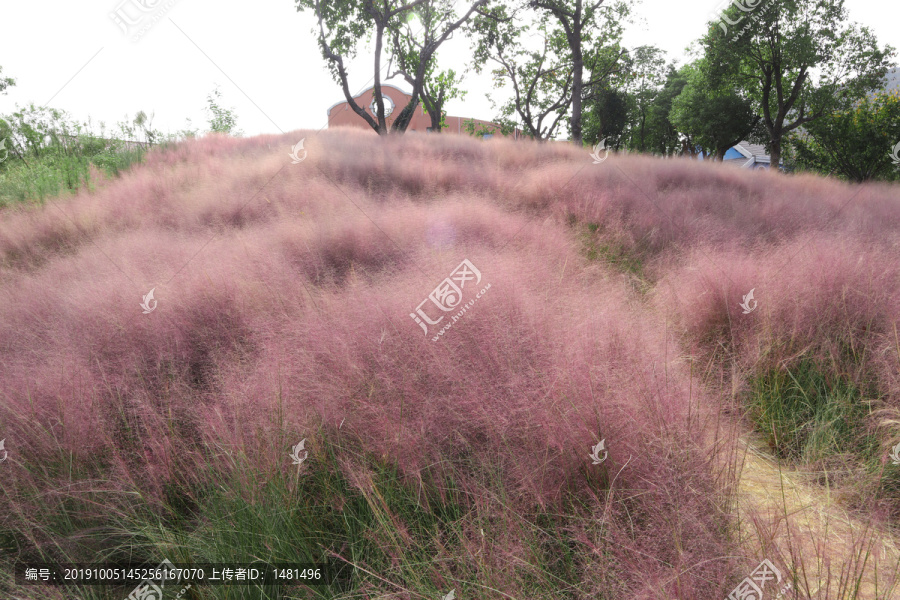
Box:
[734, 439, 900, 599]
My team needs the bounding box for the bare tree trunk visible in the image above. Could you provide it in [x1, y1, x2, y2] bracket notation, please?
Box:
[571, 44, 584, 145]
[419, 89, 443, 132]
[569, 1, 584, 145]
[769, 134, 782, 169]
[372, 21, 389, 135]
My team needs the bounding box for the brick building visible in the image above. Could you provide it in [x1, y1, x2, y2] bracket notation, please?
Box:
[327, 84, 520, 137]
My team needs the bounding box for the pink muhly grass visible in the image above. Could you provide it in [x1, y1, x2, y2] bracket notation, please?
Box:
[20, 128, 900, 596]
[655, 234, 900, 378]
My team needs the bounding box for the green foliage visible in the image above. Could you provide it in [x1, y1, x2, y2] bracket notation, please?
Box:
[462, 117, 498, 137]
[295, 0, 374, 81]
[617, 45, 668, 152]
[526, 0, 634, 144]
[581, 221, 645, 281]
[468, 0, 633, 142]
[702, 0, 896, 165]
[1, 104, 76, 159]
[586, 61, 693, 156]
[388, 2, 470, 132]
[116, 109, 163, 146]
[643, 65, 690, 155]
[1, 431, 612, 599]
[0, 154, 92, 207]
[422, 68, 467, 131]
[298, 0, 486, 135]
[668, 60, 760, 159]
[90, 147, 147, 179]
[469, 12, 573, 141]
[163, 446, 464, 599]
[786, 91, 900, 182]
[748, 359, 875, 464]
[582, 86, 628, 147]
[296, 0, 405, 134]
[0, 104, 186, 206]
[0, 65, 14, 95]
[204, 85, 242, 136]
[0, 104, 102, 204]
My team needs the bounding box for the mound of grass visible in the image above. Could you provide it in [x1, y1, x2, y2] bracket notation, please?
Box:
[10, 127, 900, 597]
[0, 433, 617, 600]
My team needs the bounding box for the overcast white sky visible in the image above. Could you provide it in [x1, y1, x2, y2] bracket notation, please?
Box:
[0, 0, 897, 140]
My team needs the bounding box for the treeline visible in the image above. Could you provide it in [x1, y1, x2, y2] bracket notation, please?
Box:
[298, 0, 899, 182]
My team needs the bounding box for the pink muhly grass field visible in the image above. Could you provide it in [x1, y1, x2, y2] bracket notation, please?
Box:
[0, 128, 898, 598]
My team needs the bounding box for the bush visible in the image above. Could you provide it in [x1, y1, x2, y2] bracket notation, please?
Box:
[0, 105, 187, 205]
[787, 91, 900, 182]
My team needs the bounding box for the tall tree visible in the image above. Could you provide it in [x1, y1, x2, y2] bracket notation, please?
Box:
[468, 7, 573, 141]
[643, 64, 689, 156]
[527, 0, 632, 145]
[419, 68, 468, 132]
[468, 3, 626, 142]
[582, 85, 628, 147]
[617, 45, 667, 152]
[668, 61, 761, 160]
[296, 0, 488, 135]
[0, 66, 15, 158]
[702, 0, 895, 168]
[388, 5, 468, 133]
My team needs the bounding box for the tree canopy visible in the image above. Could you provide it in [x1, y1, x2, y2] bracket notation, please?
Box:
[296, 0, 489, 135]
[702, 0, 895, 167]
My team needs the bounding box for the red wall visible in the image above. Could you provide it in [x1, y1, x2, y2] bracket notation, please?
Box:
[327, 85, 519, 137]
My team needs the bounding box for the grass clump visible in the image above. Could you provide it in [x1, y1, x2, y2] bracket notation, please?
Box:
[582, 222, 643, 276]
[748, 358, 876, 464]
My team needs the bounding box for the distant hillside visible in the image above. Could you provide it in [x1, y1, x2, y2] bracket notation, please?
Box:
[868, 65, 899, 99]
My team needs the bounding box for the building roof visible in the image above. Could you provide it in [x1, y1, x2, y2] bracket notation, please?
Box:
[725, 141, 779, 168]
[325, 83, 412, 116]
